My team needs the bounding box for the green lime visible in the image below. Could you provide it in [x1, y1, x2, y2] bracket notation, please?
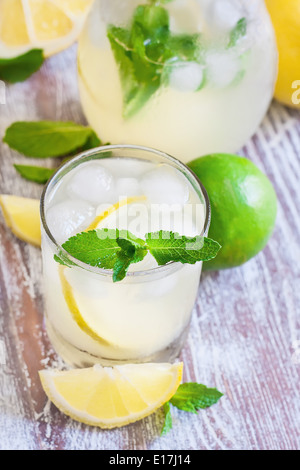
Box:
[188, 154, 277, 270]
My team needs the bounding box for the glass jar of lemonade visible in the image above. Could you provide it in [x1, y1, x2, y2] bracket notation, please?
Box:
[40, 145, 210, 367]
[77, 0, 278, 163]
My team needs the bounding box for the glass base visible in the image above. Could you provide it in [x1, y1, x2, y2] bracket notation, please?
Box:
[45, 318, 190, 368]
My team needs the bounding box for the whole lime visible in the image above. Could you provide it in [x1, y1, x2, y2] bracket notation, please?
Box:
[188, 154, 277, 270]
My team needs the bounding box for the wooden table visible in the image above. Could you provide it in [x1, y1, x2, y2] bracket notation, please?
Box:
[0, 46, 299, 451]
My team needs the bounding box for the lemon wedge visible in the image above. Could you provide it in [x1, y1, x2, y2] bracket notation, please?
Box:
[0, 0, 94, 59]
[0, 194, 41, 246]
[39, 362, 183, 428]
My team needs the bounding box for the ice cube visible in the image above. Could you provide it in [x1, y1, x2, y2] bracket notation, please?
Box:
[168, 61, 204, 93]
[46, 200, 95, 243]
[140, 165, 190, 205]
[206, 50, 241, 88]
[210, 0, 244, 31]
[116, 178, 142, 197]
[66, 162, 115, 204]
[100, 158, 153, 179]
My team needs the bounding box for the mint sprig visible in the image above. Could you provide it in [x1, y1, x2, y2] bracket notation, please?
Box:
[0, 49, 44, 83]
[3, 121, 101, 158]
[161, 382, 223, 435]
[107, 2, 202, 118]
[55, 229, 221, 282]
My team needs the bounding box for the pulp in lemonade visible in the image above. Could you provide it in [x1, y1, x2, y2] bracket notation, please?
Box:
[77, 0, 278, 162]
[42, 154, 206, 367]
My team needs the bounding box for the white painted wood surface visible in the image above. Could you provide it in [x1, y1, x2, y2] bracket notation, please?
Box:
[0, 46, 299, 450]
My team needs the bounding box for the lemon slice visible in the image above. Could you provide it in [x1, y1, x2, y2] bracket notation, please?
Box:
[0, 194, 41, 246]
[0, 0, 94, 59]
[39, 362, 183, 428]
[58, 265, 111, 347]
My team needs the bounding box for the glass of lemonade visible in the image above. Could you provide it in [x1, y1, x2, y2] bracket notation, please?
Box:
[77, 0, 278, 163]
[40, 146, 210, 367]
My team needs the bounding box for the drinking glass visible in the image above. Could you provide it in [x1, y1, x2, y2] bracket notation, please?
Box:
[40, 145, 210, 367]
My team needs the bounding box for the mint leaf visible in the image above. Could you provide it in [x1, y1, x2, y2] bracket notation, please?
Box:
[3, 121, 101, 158]
[113, 235, 148, 282]
[166, 33, 202, 62]
[228, 17, 247, 48]
[61, 229, 122, 269]
[160, 382, 223, 436]
[53, 253, 76, 268]
[133, 5, 169, 44]
[14, 164, 55, 184]
[117, 234, 148, 264]
[113, 238, 137, 282]
[0, 49, 44, 83]
[170, 383, 223, 412]
[107, 23, 161, 119]
[161, 401, 173, 436]
[146, 231, 221, 265]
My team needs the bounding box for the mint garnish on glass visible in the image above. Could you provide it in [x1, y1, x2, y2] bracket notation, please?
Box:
[107, 0, 247, 118]
[55, 228, 221, 282]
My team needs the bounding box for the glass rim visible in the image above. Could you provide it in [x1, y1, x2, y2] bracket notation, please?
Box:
[40, 144, 211, 278]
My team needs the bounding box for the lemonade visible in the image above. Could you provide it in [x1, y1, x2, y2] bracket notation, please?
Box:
[77, 0, 278, 162]
[40, 146, 210, 367]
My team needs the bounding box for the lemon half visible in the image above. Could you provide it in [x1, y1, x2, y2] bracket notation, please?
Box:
[266, 0, 300, 109]
[39, 362, 183, 428]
